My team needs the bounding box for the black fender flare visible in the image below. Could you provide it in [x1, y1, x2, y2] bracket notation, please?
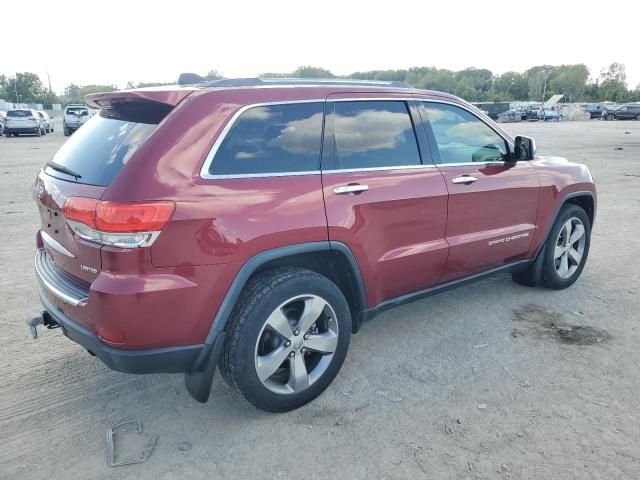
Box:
[185, 240, 366, 402]
[533, 190, 595, 259]
[514, 190, 595, 286]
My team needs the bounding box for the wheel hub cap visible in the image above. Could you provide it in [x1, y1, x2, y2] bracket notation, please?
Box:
[254, 294, 339, 395]
[554, 217, 586, 279]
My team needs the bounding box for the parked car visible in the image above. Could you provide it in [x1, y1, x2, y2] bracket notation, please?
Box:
[538, 107, 560, 121]
[602, 104, 640, 121]
[584, 104, 608, 119]
[4, 109, 44, 137]
[63, 104, 90, 136]
[37, 111, 54, 133]
[28, 77, 596, 412]
[0, 111, 6, 135]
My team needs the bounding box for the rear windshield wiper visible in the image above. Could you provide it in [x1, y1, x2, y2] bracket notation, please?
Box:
[46, 161, 82, 180]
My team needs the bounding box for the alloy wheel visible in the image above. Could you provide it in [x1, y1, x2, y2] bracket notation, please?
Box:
[254, 294, 339, 395]
[554, 217, 586, 279]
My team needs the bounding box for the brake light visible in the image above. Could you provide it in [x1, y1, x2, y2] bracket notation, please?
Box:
[28, 116, 36, 120]
[62, 197, 175, 248]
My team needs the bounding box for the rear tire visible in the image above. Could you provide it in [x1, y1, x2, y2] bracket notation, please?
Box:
[636, 114, 640, 120]
[63, 127, 70, 136]
[36, 128, 41, 137]
[219, 267, 351, 412]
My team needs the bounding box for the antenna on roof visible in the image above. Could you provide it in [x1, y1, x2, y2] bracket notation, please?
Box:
[178, 73, 207, 85]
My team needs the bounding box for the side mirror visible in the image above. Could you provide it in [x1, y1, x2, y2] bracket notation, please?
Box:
[513, 135, 536, 161]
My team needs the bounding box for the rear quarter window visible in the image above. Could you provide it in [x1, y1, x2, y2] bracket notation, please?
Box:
[207, 102, 324, 177]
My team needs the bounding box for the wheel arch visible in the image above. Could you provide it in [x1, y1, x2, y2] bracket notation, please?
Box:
[185, 241, 367, 403]
[564, 193, 595, 227]
[534, 190, 596, 259]
[205, 241, 366, 348]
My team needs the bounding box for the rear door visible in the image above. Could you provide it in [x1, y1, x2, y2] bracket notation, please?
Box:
[416, 100, 540, 282]
[322, 94, 449, 307]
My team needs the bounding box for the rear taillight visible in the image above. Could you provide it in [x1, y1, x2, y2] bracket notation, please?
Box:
[62, 197, 175, 248]
[28, 116, 36, 120]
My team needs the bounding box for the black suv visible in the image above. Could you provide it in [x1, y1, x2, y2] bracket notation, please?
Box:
[603, 104, 640, 121]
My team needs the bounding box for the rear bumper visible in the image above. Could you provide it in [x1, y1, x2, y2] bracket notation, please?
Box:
[6, 127, 40, 133]
[39, 290, 204, 374]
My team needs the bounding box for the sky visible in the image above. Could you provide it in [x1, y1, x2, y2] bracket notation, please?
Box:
[3, 0, 639, 94]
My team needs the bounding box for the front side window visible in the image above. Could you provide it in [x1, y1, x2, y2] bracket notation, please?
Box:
[209, 102, 324, 176]
[328, 101, 421, 170]
[418, 102, 508, 164]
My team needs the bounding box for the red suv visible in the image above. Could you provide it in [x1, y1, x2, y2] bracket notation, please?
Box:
[29, 77, 596, 412]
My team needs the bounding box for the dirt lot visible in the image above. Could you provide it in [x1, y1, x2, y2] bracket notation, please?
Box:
[1, 119, 639, 480]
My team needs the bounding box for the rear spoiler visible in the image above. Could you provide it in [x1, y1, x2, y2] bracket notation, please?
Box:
[85, 87, 196, 109]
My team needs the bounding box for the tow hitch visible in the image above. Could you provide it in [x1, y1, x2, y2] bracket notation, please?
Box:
[26, 311, 60, 339]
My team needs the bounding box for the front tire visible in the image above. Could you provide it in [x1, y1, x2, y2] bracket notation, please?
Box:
[219, 267, 351, 412]
[540, 204, 591, 289]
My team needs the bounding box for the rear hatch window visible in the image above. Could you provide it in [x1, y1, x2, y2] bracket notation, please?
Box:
[8, 110, 32, 117]
[45, 102, 172, 186]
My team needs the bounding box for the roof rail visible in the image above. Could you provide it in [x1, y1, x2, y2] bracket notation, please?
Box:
[203, 77, 414, 89]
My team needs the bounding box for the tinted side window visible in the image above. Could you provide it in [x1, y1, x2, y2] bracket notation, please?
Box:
[329, 101, 421, 170]
[418, 102, 508, 164]
[210, 102, 324, 176]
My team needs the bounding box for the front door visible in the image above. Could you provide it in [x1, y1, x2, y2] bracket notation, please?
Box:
[416, 100, 540, 282]
[321, 95, 449, 307]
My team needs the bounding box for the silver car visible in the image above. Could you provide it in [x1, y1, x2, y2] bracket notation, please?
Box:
[36, 111, 54, 133]
[4, 109, 44, 137]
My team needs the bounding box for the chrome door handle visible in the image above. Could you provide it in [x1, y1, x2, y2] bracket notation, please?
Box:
[451, 176, 478, 184]
[333, 184, 369, 195]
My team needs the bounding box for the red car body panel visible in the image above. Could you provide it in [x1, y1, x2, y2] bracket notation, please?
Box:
[33, 85, 596, 358]
[322, 167, 449, 306]
[437, 162, 540, 282]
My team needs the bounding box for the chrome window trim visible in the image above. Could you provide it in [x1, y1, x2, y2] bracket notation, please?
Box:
[199, 99, 326, 180]
[322, 164, 436, 175]
[434, 161, 508, 167]
[206, 170, 322, 180]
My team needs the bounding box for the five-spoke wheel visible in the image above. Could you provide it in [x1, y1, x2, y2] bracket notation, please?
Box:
[554, 217, 586, 279]
[255, 294, 339, 395]
[219, 267, 351, 412]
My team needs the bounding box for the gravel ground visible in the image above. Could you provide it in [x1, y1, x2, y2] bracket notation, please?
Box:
[0, 119, 639, 480]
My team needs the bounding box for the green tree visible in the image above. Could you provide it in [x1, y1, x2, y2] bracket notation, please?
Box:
[291, 66, 335, 78]
[63, 84, 116, 104]
[599, 62, 628, 101]
[490, 71, 528, 100]
[549, 64, 589, 102]
[525, 66, 556, 101]
[0, 72, 46, 103]
[205, 70, 224, 81]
